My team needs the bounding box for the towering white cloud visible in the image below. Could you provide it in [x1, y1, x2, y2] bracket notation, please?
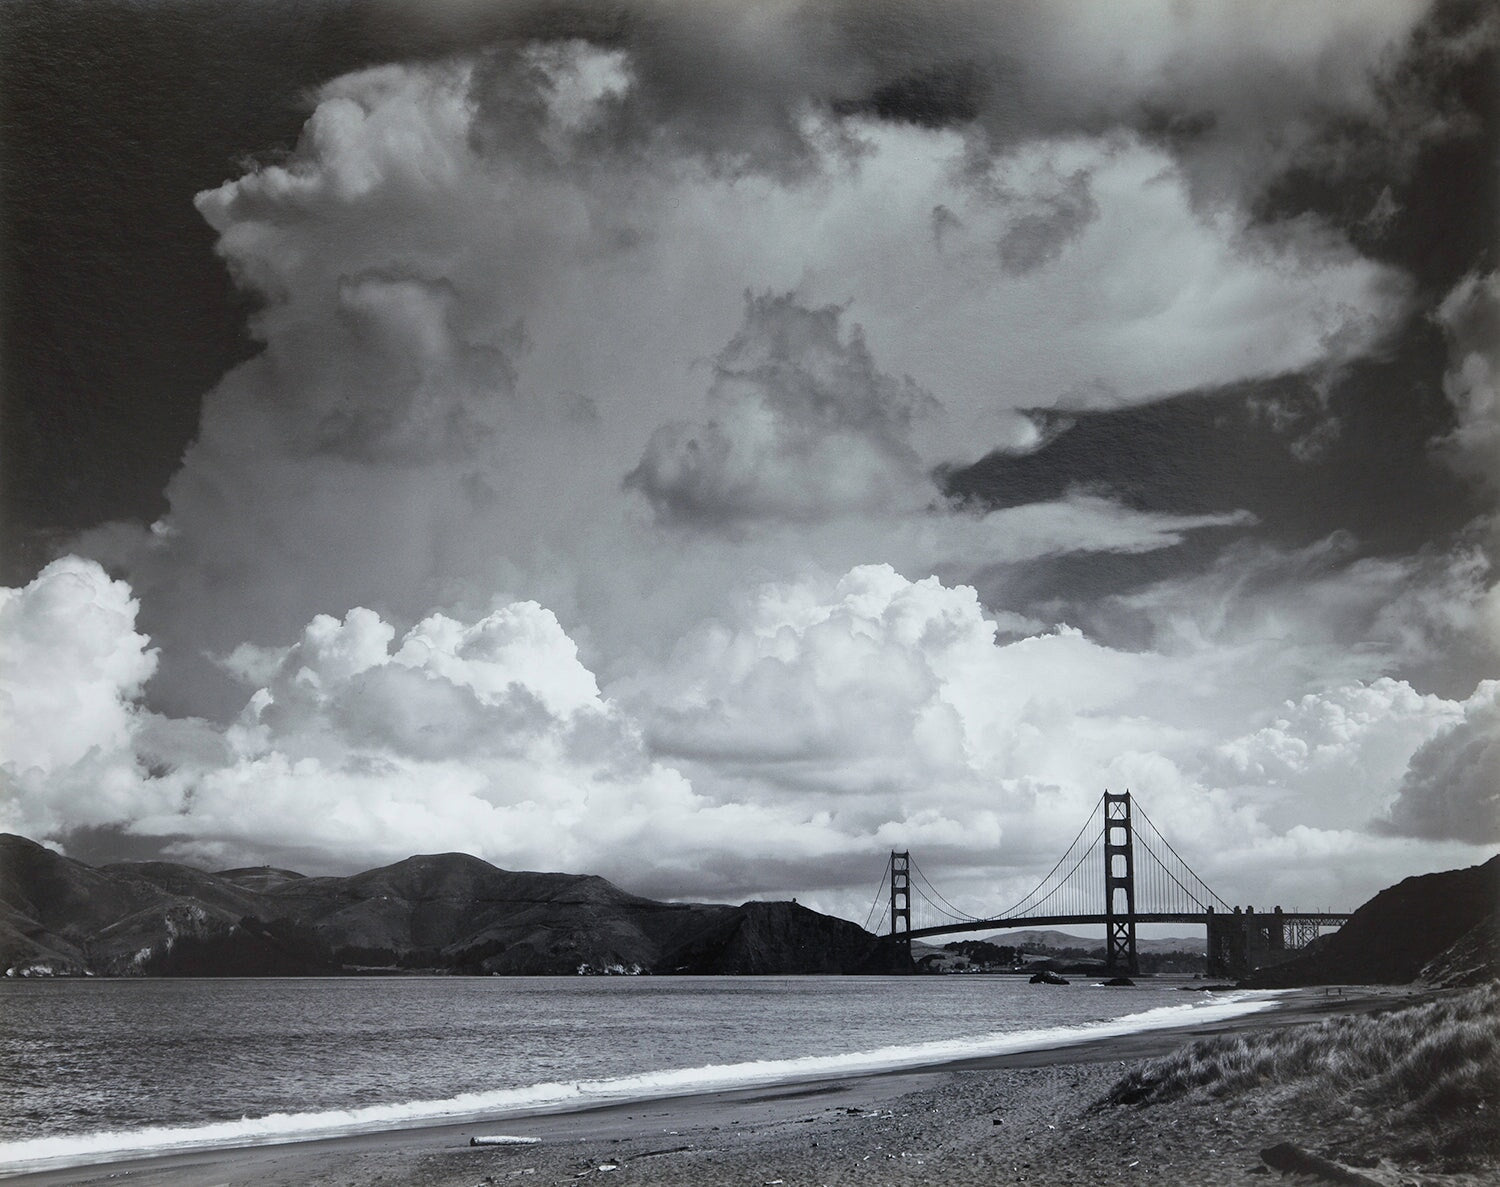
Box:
[0, 559, 164, 838]
[99, 34, 1405, 719]
[0, 557, 155, 774]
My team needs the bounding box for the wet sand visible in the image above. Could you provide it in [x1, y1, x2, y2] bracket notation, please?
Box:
[8, 986, 1449, 1187]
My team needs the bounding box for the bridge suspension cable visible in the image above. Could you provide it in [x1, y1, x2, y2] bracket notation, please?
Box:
[1131, 801, 1231, 913]
[908, 855, 980, 923]
[869, 791, 1344, 982]
[871, 791, 1237, 937]
[861, 858, 890, 934]
[990, 792, 1106, 920]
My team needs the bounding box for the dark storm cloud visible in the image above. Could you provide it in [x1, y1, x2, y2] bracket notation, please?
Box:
[947, 346, 1478, 559]
[1258, 0, 1498, 288]
[834, 62, 987, 128]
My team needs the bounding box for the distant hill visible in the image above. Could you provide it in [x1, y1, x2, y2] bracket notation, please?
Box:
[1245, 855, 1499, 988]
[0, 834, 904, 977]
[974, 929, 1205, 956]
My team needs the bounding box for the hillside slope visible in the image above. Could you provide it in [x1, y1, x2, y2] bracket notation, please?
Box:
[0, 834, 895, 977]
[1246, 854, 1499, 987]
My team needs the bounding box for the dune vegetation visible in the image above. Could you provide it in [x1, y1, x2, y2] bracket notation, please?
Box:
[1104, 981, 1500, 1170]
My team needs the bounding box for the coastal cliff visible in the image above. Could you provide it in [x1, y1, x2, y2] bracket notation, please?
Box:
[0, 834, 898, 977]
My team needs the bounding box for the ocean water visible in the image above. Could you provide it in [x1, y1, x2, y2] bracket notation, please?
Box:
[0, 976, 1281, 1174]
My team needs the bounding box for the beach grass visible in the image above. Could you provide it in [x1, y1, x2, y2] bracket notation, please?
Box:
[1103, 980, 1500, 1169]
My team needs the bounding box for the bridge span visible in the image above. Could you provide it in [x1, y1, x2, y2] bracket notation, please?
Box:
[873, 792, 1350, 978]
[904, 911, 1352, 944]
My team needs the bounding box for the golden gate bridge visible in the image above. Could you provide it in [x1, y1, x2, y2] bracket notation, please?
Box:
[864, 791, 1349, 977]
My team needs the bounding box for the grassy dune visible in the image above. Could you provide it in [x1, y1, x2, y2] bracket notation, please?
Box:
[1104, 981, 1500, 1171]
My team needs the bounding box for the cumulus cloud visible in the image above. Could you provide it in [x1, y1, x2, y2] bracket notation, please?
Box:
[635, 565, 996, 777]
[626, 293, 938, 526]
[136, 601, 695, 872]
[7, 551, 1492, 919]
[1378, 680, 1500, 844]
[0, 589, 825, 890]
[620, 564, 1263, 904]
[0, 568, 1062, 905]
[0, 558, 167, 838]
[1211, 677, 1466, 829]
[0, 557, 155, 774]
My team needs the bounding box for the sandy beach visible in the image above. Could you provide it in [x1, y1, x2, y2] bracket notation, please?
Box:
[11, 986, 1475, 1187]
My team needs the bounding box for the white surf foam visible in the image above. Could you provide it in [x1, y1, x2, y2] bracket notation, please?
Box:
[0, 990, 1283, 1176]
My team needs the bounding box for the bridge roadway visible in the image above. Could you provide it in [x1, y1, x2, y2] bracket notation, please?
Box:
[904, 911, 1352, 943]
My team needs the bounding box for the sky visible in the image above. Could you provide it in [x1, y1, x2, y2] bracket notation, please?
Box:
[1, 0, 1497, 928]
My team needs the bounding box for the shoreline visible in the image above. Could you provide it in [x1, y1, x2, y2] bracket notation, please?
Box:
[3, 985, 1422, 1186]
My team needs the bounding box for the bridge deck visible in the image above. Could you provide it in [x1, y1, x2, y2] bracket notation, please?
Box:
[903, 912, 1350, 943]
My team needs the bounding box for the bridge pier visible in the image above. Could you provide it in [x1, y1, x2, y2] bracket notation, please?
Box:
[889, 850, 912, 966]
[1206, 906, 1232, 976]
[1103, 791, 1139, 975]
[1207, 905, 1294, 978]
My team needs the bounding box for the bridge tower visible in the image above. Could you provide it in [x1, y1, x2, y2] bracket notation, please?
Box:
[889, 851, 912, 961]
[1103, 791, 1139, 974]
